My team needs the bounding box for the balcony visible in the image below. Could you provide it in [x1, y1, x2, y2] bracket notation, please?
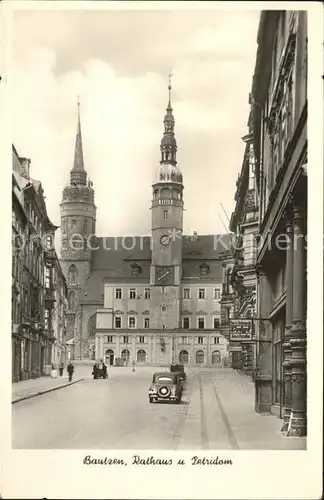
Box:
[44, 287, 56, 305]
[44, 248, 56, 263]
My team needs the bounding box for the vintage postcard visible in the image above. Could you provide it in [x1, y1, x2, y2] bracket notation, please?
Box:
[0, 0, 322, 499]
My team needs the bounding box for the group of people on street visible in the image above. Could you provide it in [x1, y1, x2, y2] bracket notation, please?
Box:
[58, 361, 75, 382]
[92, 360, 108, 379]
[57, 359, 109, 382]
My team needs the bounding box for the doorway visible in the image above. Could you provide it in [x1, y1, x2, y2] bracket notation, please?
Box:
[105, 349, 114, 366]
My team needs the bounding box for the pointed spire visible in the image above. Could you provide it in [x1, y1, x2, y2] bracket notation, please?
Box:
[70, 97, 87, 186]
[160, 71, 177, 165]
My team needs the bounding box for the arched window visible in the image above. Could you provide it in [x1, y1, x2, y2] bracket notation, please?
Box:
[88, 313, 96, 337]
[212, 350, 221, 364]
[137, 349, 146, 363]
[196, 350, 204, 364]
[68, 290, 76, 310]
[179, 350, 189, 364]
[68, 264, 78, 285]
[121, 349, 130, 362]
[72, 219, 77, 229]
[153, 189, 159, 199]
[172, 189, 179, 199]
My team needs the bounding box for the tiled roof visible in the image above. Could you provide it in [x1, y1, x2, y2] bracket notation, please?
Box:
[80, 234, 231, 303]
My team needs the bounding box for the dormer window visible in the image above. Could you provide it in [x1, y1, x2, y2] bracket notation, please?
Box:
[200, 263, 209, 276]
[131, 263, 142, 276]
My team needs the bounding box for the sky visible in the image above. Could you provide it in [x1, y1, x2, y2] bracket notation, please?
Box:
[12, 6, 261, 242]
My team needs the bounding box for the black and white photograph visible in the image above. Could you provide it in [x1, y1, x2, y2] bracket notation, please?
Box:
[1, 1, 323, 499]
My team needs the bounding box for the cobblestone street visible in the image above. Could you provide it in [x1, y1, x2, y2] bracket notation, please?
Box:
[12, 364, 306, 450]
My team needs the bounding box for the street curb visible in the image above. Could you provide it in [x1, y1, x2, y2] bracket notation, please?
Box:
[12, 378, 85, 404]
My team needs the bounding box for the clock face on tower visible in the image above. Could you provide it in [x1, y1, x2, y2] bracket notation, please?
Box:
[155, 266, 174, 285]
[160, 234, 171, 246]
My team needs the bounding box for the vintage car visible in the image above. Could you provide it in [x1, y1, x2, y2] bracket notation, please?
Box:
[148, 372, 183, 404]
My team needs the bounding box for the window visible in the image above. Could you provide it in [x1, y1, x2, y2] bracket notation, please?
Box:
[121, 349, 130, 362]
[46, 235, 52, 249]
[139, 336, 145, 343]
[129, 288, 136, 300]
[129, 316, 136, 328]
[115, 316, 122, 328]
[131, 264, 141, 276]
[214, 337, 220, 344]
[179, 350, 189, 364]
[214, 288, 221, 300]
[68, 265, 77, 285]
[198, 317, 205, 329]
[198, 288, 206, 299]
[123, 336, 129, 344]
[115, 288, 122, 299]
[180, 337, 187, 344]
[183, 317, 190, 329]
[44, 309, 49, 328]
[183, 288, 190, 299]
[137, 349, 146, 362]
[164, 210, 168, 219]
[200, 264, 209, 276]
[198, 336, 204, 344]
[161, 305, 167, 312]
[107, 336, 113, 343]
[213, 317, 220, 329]
[144, 288, 150, 299]
[196, 350, 204, 364]
[144, 317, 150, 329]
[45, 267, 52, 289]
[212, 350, 221, 364]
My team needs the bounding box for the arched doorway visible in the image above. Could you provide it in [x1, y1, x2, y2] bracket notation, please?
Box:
[179, 350, 189, 364]
[137, 349, 146, 363]
[196, 350, 204, 364]
[212, 350, 221, 364]
[105, 349, 114, 366]
[121, 349, 130, 364]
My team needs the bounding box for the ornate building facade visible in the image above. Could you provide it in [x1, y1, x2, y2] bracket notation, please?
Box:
[60, 84, 232, 366]
[226, 108, 259, 376]
[12, 146, 68, 382]
[251, 10, 307, 436]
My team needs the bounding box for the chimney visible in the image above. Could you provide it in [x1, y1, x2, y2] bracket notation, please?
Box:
[19, 157, 31, 179]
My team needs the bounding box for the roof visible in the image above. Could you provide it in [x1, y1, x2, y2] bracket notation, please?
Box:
[79, 233, 232, 302]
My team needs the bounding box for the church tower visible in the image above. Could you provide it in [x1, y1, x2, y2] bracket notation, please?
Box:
[150, 75, 184, 334]
[60, 102, 96, 343]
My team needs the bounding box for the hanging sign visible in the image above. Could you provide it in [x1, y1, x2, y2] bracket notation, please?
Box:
[229, 318, 254, 342]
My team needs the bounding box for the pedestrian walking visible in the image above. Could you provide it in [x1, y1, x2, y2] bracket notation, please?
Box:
[67, 362, 74, 382]
[59, 361, 64, 377]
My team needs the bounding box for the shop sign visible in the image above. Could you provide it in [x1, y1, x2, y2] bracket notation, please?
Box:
[229, 318, 254, 342]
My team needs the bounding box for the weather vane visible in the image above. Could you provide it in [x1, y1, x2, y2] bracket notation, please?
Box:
[168, 70, 173, 101]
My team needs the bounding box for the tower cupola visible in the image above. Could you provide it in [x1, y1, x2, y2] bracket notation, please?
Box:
[154, 72, 183, 185]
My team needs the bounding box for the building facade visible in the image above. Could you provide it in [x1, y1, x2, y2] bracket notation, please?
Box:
[60, 84, 232, 366]
[251, 10, 307, 436]
[12, 146, 68, 381]
[227, 109, 259, 377]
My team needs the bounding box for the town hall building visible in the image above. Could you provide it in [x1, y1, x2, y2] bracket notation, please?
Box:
[59, 81, 232, 367]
